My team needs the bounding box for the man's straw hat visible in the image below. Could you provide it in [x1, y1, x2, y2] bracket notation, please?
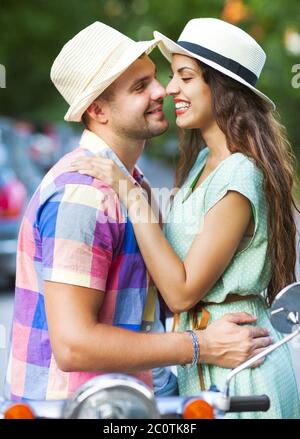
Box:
[51, 22, 157, 122]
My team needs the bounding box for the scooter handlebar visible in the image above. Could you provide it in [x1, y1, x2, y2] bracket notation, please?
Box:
[228, 395, 270, 412]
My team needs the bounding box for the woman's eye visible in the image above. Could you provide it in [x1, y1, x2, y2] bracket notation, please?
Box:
[181, 77, 192, 82]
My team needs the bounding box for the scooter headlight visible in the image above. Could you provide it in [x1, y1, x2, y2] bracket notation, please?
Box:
[63, 374, 160, 419]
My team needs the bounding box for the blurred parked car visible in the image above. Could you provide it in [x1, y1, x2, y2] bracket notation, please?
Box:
[0, 116, 83, 287]
[28, 123, 61, 173]
[12, 120, 45, 197]
[0, 120, 27, 287]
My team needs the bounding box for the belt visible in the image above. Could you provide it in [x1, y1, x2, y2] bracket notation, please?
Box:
[172, 293, 259, 391]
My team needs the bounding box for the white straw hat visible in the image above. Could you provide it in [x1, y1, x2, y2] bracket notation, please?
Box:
[51, 22, 158, 122]
[154, 18, 275, 110]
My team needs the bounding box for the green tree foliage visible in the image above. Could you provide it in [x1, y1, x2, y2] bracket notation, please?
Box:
[0, 0, 299, 161]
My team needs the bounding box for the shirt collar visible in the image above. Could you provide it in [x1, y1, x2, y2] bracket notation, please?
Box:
[79, 129, 144, 185]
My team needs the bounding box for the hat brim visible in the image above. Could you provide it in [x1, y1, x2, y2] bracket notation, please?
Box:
[154, 31, 275, 111]
[65, 39, 158, 122]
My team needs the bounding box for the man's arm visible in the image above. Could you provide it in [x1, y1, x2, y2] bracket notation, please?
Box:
[45, 281, 272, 372]
[44, 281, 193, 372]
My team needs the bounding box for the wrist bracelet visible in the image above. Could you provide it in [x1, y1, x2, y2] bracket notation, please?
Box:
[181, 330, 200, 369]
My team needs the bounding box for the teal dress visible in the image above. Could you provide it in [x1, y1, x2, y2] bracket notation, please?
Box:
[164, 148, 300, 419]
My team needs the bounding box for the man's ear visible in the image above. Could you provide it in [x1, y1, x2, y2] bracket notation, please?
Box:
[86, 99, 108, 124]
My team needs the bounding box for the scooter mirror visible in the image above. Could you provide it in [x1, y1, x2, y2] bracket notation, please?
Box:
[270, 282, 300, 334]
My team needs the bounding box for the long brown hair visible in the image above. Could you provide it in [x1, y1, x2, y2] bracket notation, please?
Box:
[175, 61, 299, 306]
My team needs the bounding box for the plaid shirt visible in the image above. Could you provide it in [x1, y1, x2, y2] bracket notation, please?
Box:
[5, 129, 161, 401]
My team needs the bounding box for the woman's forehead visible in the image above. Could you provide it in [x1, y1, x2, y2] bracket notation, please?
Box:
[171, 53, 199, 70]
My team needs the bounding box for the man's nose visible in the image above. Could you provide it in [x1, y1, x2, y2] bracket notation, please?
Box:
[151, 79, 167, 100]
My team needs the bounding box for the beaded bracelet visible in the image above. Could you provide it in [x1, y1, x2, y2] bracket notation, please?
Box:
[180, 330, 200, 369]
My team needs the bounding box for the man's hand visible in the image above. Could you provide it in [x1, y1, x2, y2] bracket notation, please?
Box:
[197, 312, 272, 369]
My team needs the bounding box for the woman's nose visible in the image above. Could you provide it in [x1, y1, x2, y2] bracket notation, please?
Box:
[166, 78, 179, 96]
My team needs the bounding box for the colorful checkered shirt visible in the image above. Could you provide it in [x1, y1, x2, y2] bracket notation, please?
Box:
[5, 129, 161, 401]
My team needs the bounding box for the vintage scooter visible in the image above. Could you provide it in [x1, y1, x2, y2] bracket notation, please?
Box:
[1, 282, 300, 419]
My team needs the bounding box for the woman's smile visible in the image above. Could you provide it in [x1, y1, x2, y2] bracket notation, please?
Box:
[174, 99, 191, 116]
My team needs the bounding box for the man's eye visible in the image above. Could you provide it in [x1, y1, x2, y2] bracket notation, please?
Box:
[135, 83, 146, 92]
[168, 74, 173, 79]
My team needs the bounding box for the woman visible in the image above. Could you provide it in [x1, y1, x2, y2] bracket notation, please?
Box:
[70, 18, 300, 418]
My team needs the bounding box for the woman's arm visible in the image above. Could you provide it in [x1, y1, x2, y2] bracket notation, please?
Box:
[69, 157, 252, 313]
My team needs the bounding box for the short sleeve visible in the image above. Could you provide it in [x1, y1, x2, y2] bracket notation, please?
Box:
[38, 183, 121, 291]
[203, 155, 265, 252]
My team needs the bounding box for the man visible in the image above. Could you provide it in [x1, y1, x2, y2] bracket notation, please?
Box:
[5, 22, 271, 401]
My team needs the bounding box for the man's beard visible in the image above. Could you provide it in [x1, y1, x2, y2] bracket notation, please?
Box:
[111, 116, 169, 140]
